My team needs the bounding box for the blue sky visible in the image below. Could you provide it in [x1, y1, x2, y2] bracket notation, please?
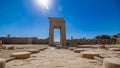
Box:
[0, 0, 120, 41]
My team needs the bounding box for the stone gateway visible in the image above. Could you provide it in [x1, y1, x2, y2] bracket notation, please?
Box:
[48, 18, 66, 46]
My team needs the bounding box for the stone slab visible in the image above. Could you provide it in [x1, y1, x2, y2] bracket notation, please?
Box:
[109, 48, 120, 51]
[103, 58, 120, 68]
[28, 49, 40, 54]
[11, 52, 31, 59]
[74, 49, 85, 53]
[81, 51, 99, 59]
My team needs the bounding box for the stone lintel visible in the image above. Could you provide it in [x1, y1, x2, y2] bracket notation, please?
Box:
[48, 17, 65, 22]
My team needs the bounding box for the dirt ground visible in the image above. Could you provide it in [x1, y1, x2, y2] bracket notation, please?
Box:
[0, 44, 120, 68]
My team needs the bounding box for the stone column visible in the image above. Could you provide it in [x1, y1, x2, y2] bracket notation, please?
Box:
[60, 28, 62, 45]
[61, 23, 66, 45]
[49, 22, 54, 46]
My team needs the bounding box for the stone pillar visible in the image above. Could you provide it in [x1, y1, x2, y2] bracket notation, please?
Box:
[60, 28, 62, 45]
[61, 24, 66, 45]
[49, 22, 54, 46]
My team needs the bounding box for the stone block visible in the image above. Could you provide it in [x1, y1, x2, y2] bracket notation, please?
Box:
[109, 48, 120, 51]
[0, 58, 5, 68]
[43, 47, 48, 50]
[7, 46, 15, 50]
[69, 47, 77, 51]
[98, 45, 106, 49]
[28, 49, 40, 54]
[0, 46, 6, 50]
[103, 58, 120, 68]
[74, 48, 85, 53]
[39, 48, 45, 51]
[81, 51, 99, 59]
[11, 52, 31, 59]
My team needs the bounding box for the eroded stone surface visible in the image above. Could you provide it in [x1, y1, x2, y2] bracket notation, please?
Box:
[103, 58, 120, 68]
[7, 46, 15, 50]
[28, 49, 40, 54]
[81, 51, 99, 59]
[11, 52, 31, 59]
[0, 58, 5, 68]
[0, 46, 6, 50]
[109, 48, 120, 51]
[98, 45, 106, 49]
[69, 47, 76, 51]
[3, 44, 120, 68]
[74, 48, 85, 53]
[39, 47, 47, 51]
[6, 47, 101, 68]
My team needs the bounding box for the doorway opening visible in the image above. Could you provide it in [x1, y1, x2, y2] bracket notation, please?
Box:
[54, 29, 60, 45]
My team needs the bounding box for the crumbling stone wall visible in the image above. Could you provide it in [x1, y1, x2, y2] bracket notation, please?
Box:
[32, 38, 49, 44]
[0, 37, 33, 44]
[0, 37, 48, 44]
[67, 39, 114, 45]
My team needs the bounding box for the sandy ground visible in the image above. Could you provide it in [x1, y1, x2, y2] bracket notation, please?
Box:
[5, 47, 101, 68]
[0, 44, 48, 59]
[0, 44, 120, 68]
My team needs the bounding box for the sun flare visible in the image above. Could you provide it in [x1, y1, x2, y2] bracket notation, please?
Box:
[34, 0, 52, 10]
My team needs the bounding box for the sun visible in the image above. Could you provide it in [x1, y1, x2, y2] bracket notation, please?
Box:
[34, 0, 52, 10]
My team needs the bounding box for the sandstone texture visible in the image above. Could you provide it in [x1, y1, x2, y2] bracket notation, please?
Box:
[81, 51, 99, 59]
[74, 48, 85, 53]
[69, 47, 76, 51]
[0, 58, 5, 68]
[0, 46, 6, 50]
[7, 46, 15, 50]
[11, 52, 31, 59]
[28, 49, 40, 54]
[109, 48, 120, 51]
[98, 45, 106, 49]
[103, 58, 120, 68]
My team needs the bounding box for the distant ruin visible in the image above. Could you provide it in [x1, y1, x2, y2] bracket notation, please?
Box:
[0, 34, 119, 45]
[0, 37, 48, 44]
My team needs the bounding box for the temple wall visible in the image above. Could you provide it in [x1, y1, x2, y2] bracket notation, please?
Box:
[0, 37, 119, 45]
[67, 39, 114, 45]
[32, 38, 49, 44]
[0, 37, 48, 44]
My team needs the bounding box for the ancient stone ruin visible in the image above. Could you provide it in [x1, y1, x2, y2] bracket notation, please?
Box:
[0, 17, 120, 68]
[48, 17, 66, 46]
